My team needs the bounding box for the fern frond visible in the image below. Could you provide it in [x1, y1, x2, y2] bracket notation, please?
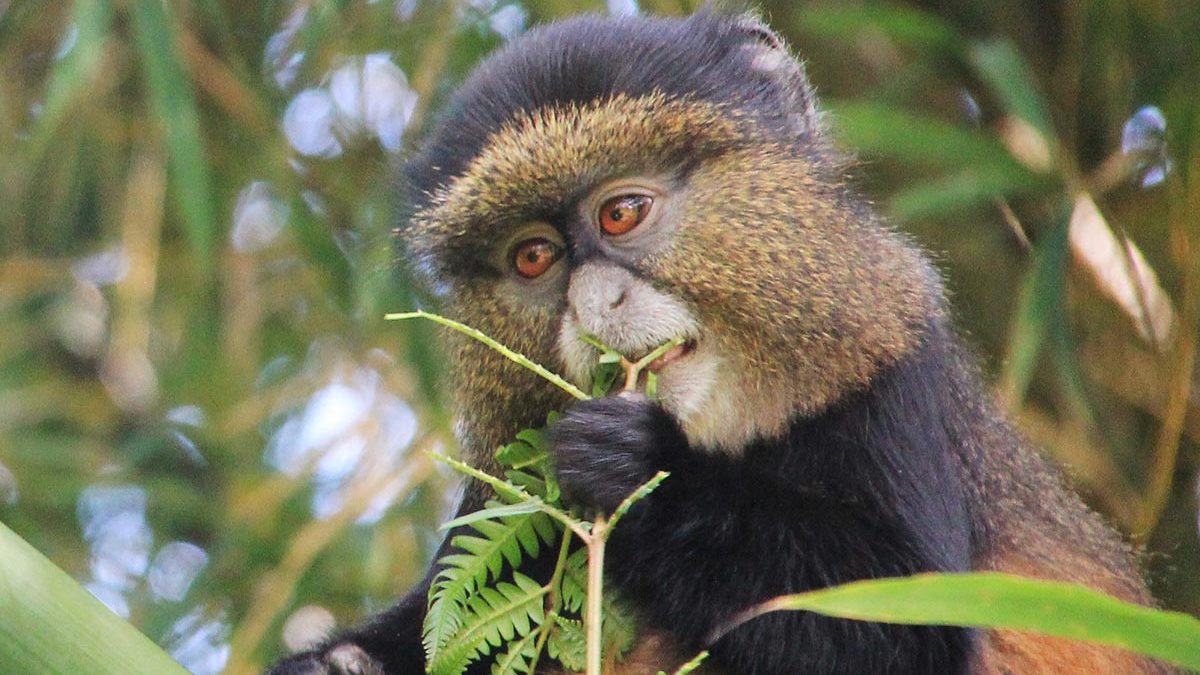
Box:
[601, 593, 639, 659]
[442, 501, 546, 531]
[561, 548, 587, 613]
[424, 512, 555, 663]
[561, 549, 638, 657]
[489, 627, 540, 675]
[496, 439, 544, 470]
[547, 616, 586, 672]
[504, 469, 549, 498]
[428, 573, 548, 675]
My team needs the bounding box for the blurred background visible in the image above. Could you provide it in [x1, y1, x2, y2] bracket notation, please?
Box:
[0, 0, 1196, 672]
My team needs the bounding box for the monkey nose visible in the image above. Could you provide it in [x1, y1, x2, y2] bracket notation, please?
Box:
[567, 262, 635, 322]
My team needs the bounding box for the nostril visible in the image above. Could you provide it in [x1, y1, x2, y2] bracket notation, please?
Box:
[609, 289, 628, 310]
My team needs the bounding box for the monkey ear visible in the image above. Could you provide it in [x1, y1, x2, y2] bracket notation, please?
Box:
[733, 13, 822, 140]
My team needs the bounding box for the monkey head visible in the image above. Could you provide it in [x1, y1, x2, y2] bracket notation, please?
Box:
[400, 12, 944, 459]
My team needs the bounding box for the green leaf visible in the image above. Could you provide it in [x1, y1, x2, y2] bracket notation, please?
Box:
[26, 0, 112, 167]
[796, 5, 961, 55]
[424, 512, 555, 664]
[828, 102, 1035, 175]
[428, 573, 547, 675]
[441, 502, 546, 531]
[591, 359, 622, 397]
[888, 167, 1047, 222]
[547, 616, 586, 671]
[968, 40, 1058, 145]
[490, 629, 539, 675]
[503, 469, 548, 499]
[560, 549, 637, 656]
[130, 0, 216, 265]
[495, 440, 543, 470]
[514, 427, 547, 449]
[1002, 217, 1069, 405]
[755, 573, 1200, 671]
[0, 522, 189, 675]
[600, 591, 639, 659]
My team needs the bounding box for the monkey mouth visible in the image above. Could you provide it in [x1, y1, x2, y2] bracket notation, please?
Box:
[645, 338, 697, 373]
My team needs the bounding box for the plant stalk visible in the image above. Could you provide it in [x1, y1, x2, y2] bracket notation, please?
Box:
[586, 516, 608, 675]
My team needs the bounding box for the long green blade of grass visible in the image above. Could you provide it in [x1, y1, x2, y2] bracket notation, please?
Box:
[1002, 216, 1069, 405]
[888, 167, 1047, 221]
[744, 572, 1200, 671]
[795, 5, 961, 55]
[969, 40, 1058, 146]
[26, 0, 112, 167]
[0, 521, 189, 675]
[130, 0, 216, 265]
[828, 101, 1037, 178]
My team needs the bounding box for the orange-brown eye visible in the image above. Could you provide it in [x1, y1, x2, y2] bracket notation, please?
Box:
[512, 238, 561, 279]
[598, 194, 652, 236]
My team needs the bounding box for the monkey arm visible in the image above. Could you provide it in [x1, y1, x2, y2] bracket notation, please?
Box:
[550, 351, 977, 675]
[604, 448, 973, 675]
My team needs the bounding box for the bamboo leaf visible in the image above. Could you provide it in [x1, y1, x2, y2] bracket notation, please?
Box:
[1001, 216, 1069, 406]
[828, 102, 1035, 176]
[0, 522, 189, 675]
[888, 167, 1047, 221]
[291, 201, 355, 313]
[796, 5, 961, 55]
[130, 0, 216, 265]
[26, 0, 112, 167]
[747, 573, 1200, 671]
[968, 40, 1057, 146]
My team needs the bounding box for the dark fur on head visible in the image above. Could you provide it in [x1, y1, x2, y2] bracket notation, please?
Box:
[404, 11, 821, 216]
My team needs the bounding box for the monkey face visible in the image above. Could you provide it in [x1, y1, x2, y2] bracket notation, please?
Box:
[405, 99, 935, 453]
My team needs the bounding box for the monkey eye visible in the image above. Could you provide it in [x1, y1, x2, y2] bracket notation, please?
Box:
[512, 237, 562, 279]
[597, 194, 653, 236]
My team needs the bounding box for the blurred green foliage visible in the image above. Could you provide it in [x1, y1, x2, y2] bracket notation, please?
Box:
[0, 1, 1196, 673]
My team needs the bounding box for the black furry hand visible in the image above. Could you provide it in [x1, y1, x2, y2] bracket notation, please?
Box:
[549, 392, 686, 515]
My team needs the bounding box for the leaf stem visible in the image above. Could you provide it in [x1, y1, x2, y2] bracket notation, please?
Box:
[575, 336, 683, 674]
[586, 516, 607, 675]
[429, 453, 590, 539]
[529, 533, 574, 675]
[387, 310, 589, 401]
[606, 471, 669, 532]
